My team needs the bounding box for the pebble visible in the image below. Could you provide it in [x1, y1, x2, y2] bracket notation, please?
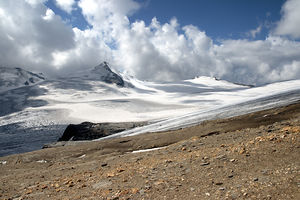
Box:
[253, 178, 259, 181]
[200, 162, 210, 166]
[78, 154, 86, 158]
[144, 185, 151, 190]
[41, 185, 48, 189]
[0, 161, 7, 165]
[92, 180, 112, 189]
[36, 160, 47, 163]
[139, 189, 145, 195]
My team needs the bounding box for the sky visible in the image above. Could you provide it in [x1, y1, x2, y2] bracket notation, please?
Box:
[0, 0, 300, 85]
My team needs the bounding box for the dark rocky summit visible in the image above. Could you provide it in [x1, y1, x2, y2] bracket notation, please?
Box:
[58, 121, 147, 141]
[91, 62, 125, 87]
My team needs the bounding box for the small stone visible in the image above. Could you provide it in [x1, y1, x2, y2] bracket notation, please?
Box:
[200, 162, 210, 166]
[92, 180, 112, 189]
[215, 182, 223, 185]
[131, 188, 139, 194]
[228, 175, 234, 178]
[107, 172, 115, 177]
[117, 168, 125, 173]
[101, 163, 108, 167]
[0, 161, 7, 165]
[154, 180, 164, 185]
[239, 148, 246, 154]
[181, 147, 186, 151]
[144, 185, 151, 190]
[219, 187, 225, 191]
[205, 192, 210, 196]
[175, 183, 182, 187]
[253, 178, 259, 181]
[139, 189, 145, 195]
[230, 159, 236, 162]
[68, 182, 75, 187]
[41, 185, 48, 189]
[78, 154, 86, 158]
[25, 189, 33, 194]
[190, 187, 195, 191]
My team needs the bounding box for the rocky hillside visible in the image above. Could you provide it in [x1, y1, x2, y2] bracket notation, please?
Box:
[0, 102, 299, 199]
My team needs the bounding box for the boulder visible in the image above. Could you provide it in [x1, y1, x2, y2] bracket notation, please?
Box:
[58, 121, 147, 141]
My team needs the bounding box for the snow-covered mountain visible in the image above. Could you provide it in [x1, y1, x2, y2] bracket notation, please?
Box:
[0, 63, 300, 156]
[0, 67, 45, 93]
[66, 62, 130, 87]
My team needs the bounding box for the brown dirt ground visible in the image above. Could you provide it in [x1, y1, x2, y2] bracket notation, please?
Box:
[1, 102, 300, 200]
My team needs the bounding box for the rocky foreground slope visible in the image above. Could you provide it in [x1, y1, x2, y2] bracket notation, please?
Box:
[0, 102, 300, 200]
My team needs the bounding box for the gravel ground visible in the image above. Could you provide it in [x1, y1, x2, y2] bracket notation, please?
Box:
[1, 102, 300, 200]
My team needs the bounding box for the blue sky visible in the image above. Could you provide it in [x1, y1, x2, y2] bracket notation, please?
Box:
[131, 0, 285, 40]
[45, 0, 285, 40]
[0, 0, 300, 85]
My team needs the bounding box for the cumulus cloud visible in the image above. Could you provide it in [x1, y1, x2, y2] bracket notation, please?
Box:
[114, 18, 300, 85]
[78, 0, 140, 42]
[275, 0, 300, 39]
[0, 0, 299, 85]
[0, 0, 75, 74]
[54, 0, 75, 14]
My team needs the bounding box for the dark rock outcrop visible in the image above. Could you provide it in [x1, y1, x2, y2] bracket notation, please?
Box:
[91, 62, 125, 87]
[58, 121, 147, 141]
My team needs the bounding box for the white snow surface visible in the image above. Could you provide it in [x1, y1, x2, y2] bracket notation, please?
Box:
[131, 147, 166, 154]
[0, 67, 45, 93]
[0, 65, 300, 156]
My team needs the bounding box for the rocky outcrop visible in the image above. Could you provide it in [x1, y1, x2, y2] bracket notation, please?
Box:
[58, 121, 147, 141]
[91, 62, 125, 86]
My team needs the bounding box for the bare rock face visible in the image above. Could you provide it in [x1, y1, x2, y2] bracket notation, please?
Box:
[58, 121, 147, 141]
[91, 62, 125, 87]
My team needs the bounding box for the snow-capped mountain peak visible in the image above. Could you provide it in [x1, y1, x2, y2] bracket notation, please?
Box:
[91, 62, 124, 86]
[66, 62, 126, 87]
[0, 67, 45, 93]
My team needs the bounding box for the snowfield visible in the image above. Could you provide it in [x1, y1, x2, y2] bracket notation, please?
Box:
[0, 65, 300, 156]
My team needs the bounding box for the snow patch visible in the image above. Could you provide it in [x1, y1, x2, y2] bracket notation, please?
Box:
[131, 147, 166, 153]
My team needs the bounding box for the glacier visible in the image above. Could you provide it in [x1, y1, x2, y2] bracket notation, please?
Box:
[0, 64, 299, 156]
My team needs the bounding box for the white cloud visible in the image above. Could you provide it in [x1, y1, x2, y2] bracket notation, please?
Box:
[25, 0, 47, 6]
[0, 0, 75, 74]
[78, 0, 140, 41]
[248, 25, 262, 38]
[43, 8, 55, 21]
[0, 0, 299, 86]
[115, 17, 300, 85]
[275, 0, 300, 39]
[55, 0, 75, 14]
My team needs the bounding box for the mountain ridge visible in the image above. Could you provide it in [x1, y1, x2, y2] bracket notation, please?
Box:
[0, 67, 45, 93]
